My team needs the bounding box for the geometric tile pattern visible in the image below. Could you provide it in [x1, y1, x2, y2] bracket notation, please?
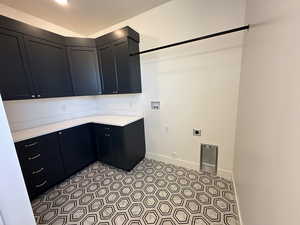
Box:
[32, 158, 240, 225]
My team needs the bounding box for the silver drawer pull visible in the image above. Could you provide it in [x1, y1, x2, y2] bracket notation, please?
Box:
[25, 142, 38, 148]
[32, 167, 44, 175]
[28, 154, 41, 161]
[105, 134, 110, 137]
[104, 127, 110, 130]
[35, 180, 47, 188]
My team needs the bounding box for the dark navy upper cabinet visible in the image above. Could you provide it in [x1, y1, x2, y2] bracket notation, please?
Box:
[97, 44, 118, 94]
[25, 37, 74, 98]
[68, 47, 101, 96]
[96, 27, 142, 94]
[66, 37, 101, 96]
[0, 16, 142, 100]
[0, 28, 34, 100]
[114, 38, 141, 94]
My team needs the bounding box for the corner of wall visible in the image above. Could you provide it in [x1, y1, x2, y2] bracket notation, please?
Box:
[232, 172, 244, 225]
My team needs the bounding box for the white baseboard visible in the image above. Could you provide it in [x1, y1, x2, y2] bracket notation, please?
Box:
[232, 173, 243, 225]
[145, 152, 233, 180]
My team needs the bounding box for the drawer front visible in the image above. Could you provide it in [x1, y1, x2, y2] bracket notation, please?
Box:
[15, 138, 41, 159]
[16, 138, 46, 177]
[21, 165, 50, 198]
[15, 133, 65, 199]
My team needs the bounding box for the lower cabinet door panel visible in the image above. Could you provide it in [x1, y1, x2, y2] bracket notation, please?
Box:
[94, 125, 123, 168]
[94, 119, 146, 171]
[59, 124, 96, 177]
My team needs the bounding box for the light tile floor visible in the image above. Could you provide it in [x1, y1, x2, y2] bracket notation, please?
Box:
[32, 158, 240, 225]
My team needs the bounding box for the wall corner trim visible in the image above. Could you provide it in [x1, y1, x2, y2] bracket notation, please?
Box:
[232, 172, 244, 225]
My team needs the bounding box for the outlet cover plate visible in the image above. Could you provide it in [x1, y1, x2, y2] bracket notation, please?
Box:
[193, 128, 201, 136]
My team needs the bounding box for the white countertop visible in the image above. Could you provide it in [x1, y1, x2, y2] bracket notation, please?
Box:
[12, 115, 143, 143]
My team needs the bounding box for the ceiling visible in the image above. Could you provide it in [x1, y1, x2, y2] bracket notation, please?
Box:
[0, 0, 172, 35]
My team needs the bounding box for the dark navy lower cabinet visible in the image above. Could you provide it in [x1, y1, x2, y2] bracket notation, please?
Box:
[58, 124, 97, 177]
[15, 133, 65, 199]
[14, 120, 145, 199]
[94, 119, 146, 171]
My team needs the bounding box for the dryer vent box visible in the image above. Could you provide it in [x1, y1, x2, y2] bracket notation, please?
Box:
[200, 144, 218, 175]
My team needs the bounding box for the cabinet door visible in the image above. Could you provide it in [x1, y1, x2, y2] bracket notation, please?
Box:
[0, 28, 34, 100]
[59, 124, 96, 176]
[94, 125, 113, 161]
[97, 44, 118, 94]
[25, 37, 73, 98]
[68, 47, 101, 96]
[113, 39, 130, 94]
[94, 125, 123, 168]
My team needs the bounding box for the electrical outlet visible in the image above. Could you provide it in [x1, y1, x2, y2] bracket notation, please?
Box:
[193, 128, 201, 136]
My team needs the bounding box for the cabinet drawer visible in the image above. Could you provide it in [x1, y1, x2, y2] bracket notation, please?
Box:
[15, 133, 65, 199]
[29, 177, 50, 197]
[15, 138, 41, 157]
[22, 165, 50, 198]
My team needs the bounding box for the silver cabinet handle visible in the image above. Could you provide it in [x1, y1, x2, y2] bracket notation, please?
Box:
[32, 167, 44, 175]
[37, 94, 41, 98]
[105, 134, 110, 137]
[28, 154, 41, 161]
[35, 180, 47, 188]
[104, 127, 110, 130]
[58, 132, 62, 135]
[31, 95, 36, 98]
[24, 142, 38, 148]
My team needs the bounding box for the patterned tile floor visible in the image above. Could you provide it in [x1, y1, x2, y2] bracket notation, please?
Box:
[31, 158, 240, 225]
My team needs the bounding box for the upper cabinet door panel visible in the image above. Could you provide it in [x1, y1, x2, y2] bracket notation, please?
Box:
[25, 37, 73, 98]
[97, 44, 118, 94]
[68, 47, 101, 96]
[128, 39, 142, 93]
[0, 29, 33, 100]
[113, 39, 130, 94]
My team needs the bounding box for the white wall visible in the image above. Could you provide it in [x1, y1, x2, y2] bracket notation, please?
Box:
[4, 97, 99, 131]
[90, 0, 246, 177]
[234, 0, 300, 224]
[0, 4, 101, 132]
[0, 96, 36, 225]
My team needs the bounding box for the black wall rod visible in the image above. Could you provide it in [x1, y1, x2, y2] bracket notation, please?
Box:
[130, 25, 250, 56]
